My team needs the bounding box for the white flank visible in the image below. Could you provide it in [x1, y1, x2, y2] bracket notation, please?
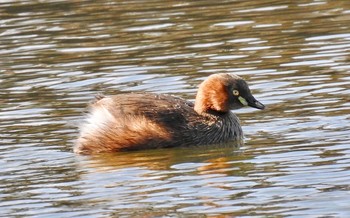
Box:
[79, 103, 115, 136]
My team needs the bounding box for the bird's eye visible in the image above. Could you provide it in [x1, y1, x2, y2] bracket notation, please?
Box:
[233, 90, 239, 96]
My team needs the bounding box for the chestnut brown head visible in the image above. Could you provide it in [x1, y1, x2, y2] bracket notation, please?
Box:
[194, 73, 265, 114]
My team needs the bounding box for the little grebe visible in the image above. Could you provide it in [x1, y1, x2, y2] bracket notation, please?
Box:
[74, 73, 265, 154]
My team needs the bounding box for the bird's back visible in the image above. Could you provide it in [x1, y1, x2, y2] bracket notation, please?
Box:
[74, 93, 242, 154]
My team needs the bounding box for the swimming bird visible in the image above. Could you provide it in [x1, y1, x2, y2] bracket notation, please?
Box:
[74, 73, 264, 154]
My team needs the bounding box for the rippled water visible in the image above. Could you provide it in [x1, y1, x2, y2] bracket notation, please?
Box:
[1, 0, 350, 217]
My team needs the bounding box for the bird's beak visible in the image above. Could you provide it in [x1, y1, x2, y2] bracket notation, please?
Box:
[247, 96, 265, 110]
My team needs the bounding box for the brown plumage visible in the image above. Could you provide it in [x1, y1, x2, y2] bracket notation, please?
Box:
[74, 73, 265, 154]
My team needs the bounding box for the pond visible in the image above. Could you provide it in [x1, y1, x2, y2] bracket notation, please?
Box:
[1, 0, 350, 217]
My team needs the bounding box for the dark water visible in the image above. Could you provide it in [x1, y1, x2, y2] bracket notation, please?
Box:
[1, 0, 350, 217]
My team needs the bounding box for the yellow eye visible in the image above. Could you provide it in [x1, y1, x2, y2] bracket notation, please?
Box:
[233, 90, 239, 96]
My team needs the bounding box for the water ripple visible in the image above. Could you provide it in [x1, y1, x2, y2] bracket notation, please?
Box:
[1, 0, 350, 217]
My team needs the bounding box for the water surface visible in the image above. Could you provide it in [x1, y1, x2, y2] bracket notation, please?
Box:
[1, 0, 350, 217]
